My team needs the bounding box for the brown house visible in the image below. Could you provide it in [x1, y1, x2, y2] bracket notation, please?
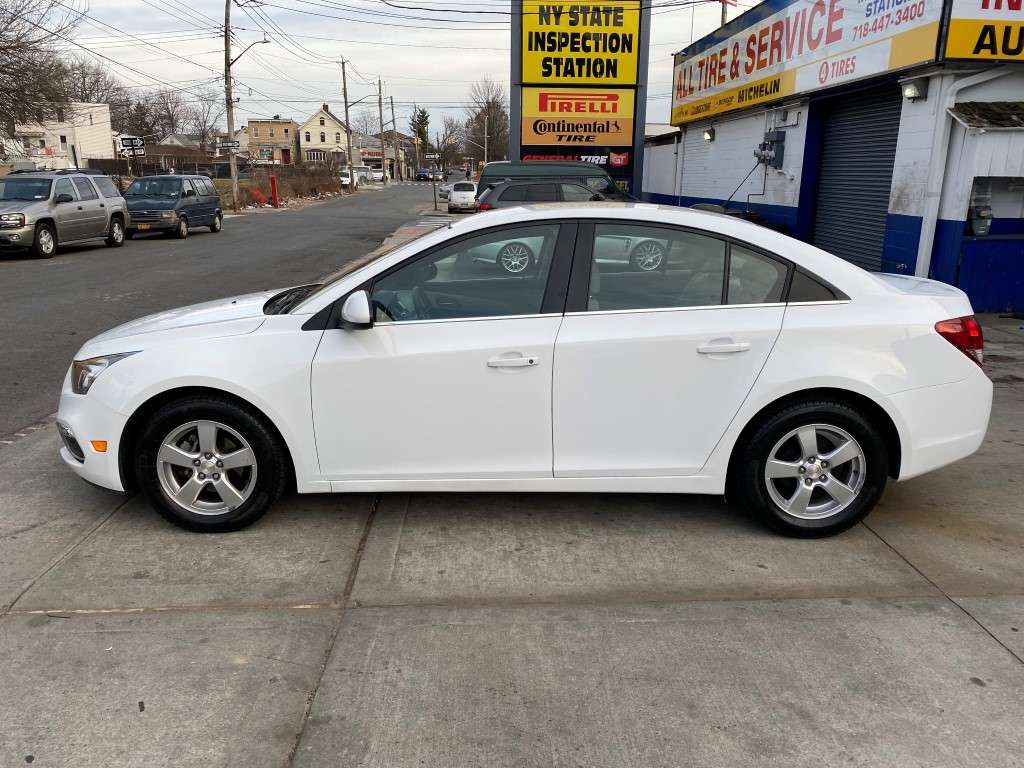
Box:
[248, 117, 298, 165]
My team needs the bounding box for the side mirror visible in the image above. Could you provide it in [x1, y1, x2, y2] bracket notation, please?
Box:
[185, 189, 196, 197]
[338, 290, 373, 330]
[55, 193, 74, 204]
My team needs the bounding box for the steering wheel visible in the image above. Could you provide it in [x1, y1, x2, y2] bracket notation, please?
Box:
[373, 294, 416, 322]
[411, 286, 432, 320]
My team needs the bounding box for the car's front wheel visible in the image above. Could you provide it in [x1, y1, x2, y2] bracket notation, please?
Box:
[135, 397, 288, 532]
[105, 217, 125, 247]
[174, 217, 189, 239]
[733, 399, 888, 537]
[33, 223, 57, 259]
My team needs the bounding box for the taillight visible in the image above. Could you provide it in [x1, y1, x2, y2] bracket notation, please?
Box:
[476, 202, 492, 211]
[935, 315, 984, 367]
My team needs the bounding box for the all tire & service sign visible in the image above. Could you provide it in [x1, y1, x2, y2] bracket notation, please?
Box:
[512, 1, 651, 193]
[671, 0, 943, 124]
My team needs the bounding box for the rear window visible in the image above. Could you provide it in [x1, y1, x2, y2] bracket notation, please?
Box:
[499, 186, 528, 202]
[92, 176, 122, 198]
[453, 182, 475, 191]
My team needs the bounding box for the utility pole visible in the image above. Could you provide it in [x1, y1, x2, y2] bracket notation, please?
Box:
[390, 96, 401, 181]
[224, 0, 239, 212]
[342, 59, 354, 192]
[721, 0, 727, 27]
[377, 78, 388, 184]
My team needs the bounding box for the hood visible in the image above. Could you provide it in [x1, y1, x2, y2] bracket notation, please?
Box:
[126, 198, 179, 211]
[87, 289, 282, 346]
[0, 199, 37, 214]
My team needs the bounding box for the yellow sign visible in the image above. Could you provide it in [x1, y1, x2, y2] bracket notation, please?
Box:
[945, 0, 1024, 60]
[521, 87, 635, 144]
[522, 1, 642, 85]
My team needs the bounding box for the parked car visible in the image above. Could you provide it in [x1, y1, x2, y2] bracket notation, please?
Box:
[415, 168, 431, 181]
[447, 181, 477, 213]
[477, 180, 604, 210]
[477, 160, 635, 201]
[371, 169, 390, 182]
[0, 169, 128, 258]
[122, 175, 222, 239]
[339, 169, 357, 189]
[57, 204, 992, 537]
[351, 166, 372, 184]
[438, 181, 452, 200]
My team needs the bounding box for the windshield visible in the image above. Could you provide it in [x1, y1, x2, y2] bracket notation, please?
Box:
[293, 227, 441, 312]
[124, 178, 181, 197]
[0, 177, 52, 201]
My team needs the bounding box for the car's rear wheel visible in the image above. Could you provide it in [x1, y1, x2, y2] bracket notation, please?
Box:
[496, 242, 534, 274]
[135, 397, 287, 532]
[733, 400, 888, 537]
[210, 213, 222, 233]
[33, 223, 57, 259]
[105, 217, 125, 247]
[630, 240, 665, 271]
[174, 217, 189, 239]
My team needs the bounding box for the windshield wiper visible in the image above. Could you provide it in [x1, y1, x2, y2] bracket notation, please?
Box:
[264, 284, 322, 315]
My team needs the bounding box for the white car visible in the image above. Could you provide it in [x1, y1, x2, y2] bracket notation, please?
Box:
[371, 169, 389, 183]
[447, 181, 476, 213]
[339, 170, 357, 189]
[56, 204, 992, 536]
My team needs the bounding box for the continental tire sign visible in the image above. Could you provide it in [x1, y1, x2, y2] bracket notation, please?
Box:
[944, 0, 1024, 60]
[521, 88, 635, 144]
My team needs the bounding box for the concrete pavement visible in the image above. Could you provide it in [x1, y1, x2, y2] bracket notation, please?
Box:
[1, 301, 1022, 765]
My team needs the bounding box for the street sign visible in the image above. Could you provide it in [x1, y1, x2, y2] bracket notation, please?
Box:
[119, 148, 146, 158]
[424, 153, 440, 159]
[219, 141, 240, 148]
[119, 137, 144, 148]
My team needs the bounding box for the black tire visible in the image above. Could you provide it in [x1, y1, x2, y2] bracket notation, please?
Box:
[210, 213, 222, 233]
[496, 241, 535, 275]
[105, 217, 125, 247]
[732, 399, 888, 538]
[135, 397, 288, 532]
[124, 231, 135, 240]
[630, 240, 665, 271]
[174, 216, 189, 239]
[32, 222, 57, 259]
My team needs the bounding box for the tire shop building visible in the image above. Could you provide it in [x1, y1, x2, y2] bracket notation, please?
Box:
[643, 0, 1024, 311]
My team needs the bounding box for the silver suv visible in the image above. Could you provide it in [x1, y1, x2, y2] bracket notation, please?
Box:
[0, 170, 129, 258]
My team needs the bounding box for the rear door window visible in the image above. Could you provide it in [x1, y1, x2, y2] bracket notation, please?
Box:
[72, 178, 98, 200]
[526, 183, 558, 202]
[499, 186, 528, 202]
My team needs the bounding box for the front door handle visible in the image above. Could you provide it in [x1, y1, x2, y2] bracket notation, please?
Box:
[697, 341, 750, 354]
[487, 356, 539, 368]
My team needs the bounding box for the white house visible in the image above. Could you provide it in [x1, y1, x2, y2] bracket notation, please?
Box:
[7, 103, 115, 169]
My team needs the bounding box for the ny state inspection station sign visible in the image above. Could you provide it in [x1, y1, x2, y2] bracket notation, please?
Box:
[671, 0, 943, 124]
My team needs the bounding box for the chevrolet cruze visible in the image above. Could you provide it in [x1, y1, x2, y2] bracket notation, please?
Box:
[57, 204, 992, 536]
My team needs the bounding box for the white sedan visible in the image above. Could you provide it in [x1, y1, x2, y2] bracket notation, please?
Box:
[56, 204, 992, 537]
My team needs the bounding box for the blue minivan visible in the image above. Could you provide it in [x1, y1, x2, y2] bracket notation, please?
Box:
[123, 175, 223, 239]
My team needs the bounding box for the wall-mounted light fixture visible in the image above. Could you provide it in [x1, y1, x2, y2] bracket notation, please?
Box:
[703, 127, 715, 141]
[900, 77, 929, 102]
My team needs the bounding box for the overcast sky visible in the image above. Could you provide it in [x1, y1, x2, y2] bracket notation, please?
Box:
[73, 0, 756, 133]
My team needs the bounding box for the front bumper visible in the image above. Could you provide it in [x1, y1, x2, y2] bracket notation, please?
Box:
[126, 218, 176, 233]
[56, 387, 130, 492]
[0, 224, 36, 249]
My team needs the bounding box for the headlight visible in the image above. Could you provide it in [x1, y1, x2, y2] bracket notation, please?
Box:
[160, 210, 178, 219]
[0, 213, 26, 227]
[71, 352, 139, 395]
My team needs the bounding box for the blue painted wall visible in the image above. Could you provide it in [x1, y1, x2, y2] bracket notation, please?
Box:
[881, 214, 922, 274]
[642, 192, 799, 234]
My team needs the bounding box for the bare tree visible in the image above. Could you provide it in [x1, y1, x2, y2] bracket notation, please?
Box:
[438, 116, 461, 170]
[462, 76, 510, 163]
[182, 87, 225, 149]
[147, 87, 190, 140]
[350, 108, 379, 139]
[0, 0, 85, 138]
[62, 57, 127, 104]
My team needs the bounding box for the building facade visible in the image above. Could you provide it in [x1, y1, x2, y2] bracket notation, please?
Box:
[247, 117, 298, 165]
[644, 0, 1024, 311]
[6, 103, 115, 169]
[298, 105, 349, 166]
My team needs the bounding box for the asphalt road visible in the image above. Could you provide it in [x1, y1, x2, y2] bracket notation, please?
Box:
[0, 181, 440, 437]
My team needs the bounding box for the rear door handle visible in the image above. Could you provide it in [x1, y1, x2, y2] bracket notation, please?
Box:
[487, 356, 539, 368]
[697, 341, 750, 354]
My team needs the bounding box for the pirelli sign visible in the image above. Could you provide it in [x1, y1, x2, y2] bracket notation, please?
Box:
[521, 88, 635, 144]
